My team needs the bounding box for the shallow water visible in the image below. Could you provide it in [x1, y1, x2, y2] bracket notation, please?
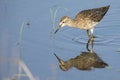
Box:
[0, 0, 120, 80]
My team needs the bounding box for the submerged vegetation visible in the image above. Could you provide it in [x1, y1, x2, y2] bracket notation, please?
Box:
[17, 20, 30, 45]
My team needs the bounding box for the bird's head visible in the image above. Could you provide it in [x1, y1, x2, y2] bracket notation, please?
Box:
[54, 53, 69, 71]
[54, 16, 71, 34]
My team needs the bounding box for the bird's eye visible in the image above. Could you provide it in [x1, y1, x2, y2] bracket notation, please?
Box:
[63, 21, 65, 23]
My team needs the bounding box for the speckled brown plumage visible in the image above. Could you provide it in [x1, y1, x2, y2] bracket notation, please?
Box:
[74, 5, 110, 22]
[54, 52, 108, 71]
[55, 5, 110, 36]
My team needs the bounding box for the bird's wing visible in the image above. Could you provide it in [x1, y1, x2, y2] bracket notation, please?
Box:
[74, 5, 110, 22]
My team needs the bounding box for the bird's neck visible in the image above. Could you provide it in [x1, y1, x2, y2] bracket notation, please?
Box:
[68, 19, 78, 28]
[65, 59, 74, 69]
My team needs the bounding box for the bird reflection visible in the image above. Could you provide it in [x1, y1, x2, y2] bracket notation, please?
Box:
[54, 49, 108, 71]
[54, 32, 108, 71]
[54, 17, 107, 71]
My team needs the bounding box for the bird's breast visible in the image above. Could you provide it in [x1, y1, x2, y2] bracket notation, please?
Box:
[76, 19, 98, 30]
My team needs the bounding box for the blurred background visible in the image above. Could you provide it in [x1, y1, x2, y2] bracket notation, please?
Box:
[0, 0, 120, 80]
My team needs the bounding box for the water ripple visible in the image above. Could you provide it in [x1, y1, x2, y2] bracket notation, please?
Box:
[61, 33, 120, 46]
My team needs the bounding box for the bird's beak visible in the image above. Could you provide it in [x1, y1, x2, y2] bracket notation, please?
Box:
[54, 53, 61, 62]
[54, 53, 64, 64]
[54, 26, 61, 34]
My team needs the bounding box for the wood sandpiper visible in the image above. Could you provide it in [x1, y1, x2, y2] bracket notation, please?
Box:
[55, 5, 110, 42]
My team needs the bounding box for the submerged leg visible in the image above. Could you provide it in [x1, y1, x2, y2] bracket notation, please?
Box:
[86, 38, 91, 51]
[86, 34, 94, 51]
[91, 34, 94, 49]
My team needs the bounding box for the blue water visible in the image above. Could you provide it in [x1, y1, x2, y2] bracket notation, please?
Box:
[0, 0, 120, 80]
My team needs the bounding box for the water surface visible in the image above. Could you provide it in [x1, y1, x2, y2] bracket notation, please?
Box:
[0, 0, 120, 80]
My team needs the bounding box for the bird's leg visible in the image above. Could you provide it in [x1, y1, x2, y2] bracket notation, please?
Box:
[86, 34, 94, 51]
[86, 30, 91, 38]
[90, 34, 94, 50]
[86, 38, 91, 51]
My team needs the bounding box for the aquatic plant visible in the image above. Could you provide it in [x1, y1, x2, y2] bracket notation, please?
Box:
[49, 6, 68, 35]
[116, 49, 120, 52]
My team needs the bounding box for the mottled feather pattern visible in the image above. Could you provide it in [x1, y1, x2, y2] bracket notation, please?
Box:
[75, 5, 110, 22]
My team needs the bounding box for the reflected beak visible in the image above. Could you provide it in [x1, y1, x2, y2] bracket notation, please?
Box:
[54, 26, 61, 34]
[54, 53, 64, 64]
[54, 53, 61, 62]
